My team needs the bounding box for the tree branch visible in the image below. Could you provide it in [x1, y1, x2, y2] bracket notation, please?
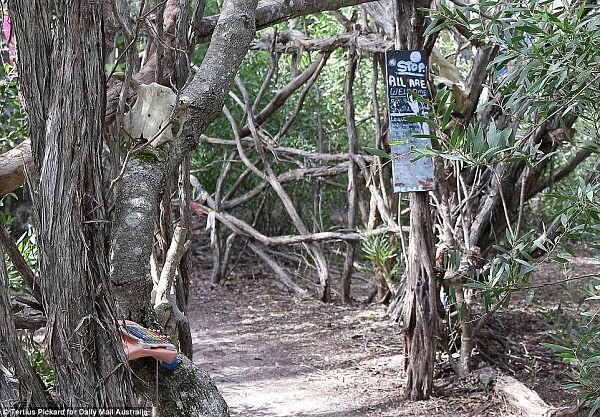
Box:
[0, 140, 34, 196]
[238, 51, 330, 138]
[222, 162, 350, 210]
[252, 29, 392, 53]
[196, 0, 380, 42]
[204, 203, 408, 245]
[199, 135, 361, 161]
[527, 148, 595, 199]
[0, 223, 42, 309]
[245, 239, 306, 294]
[154, 225, 190, 323]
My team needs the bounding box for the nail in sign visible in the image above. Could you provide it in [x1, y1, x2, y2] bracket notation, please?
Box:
[385, 50, 434, 192]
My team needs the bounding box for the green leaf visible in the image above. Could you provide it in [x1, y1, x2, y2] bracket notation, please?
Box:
[435, 89, 451, 114]
[552, 256, 569, 265]
[450, 124, 462, 149]
[424, 17, 448, 37]
[404, 115, 432, 124]
[526, 289, 535, 304]
[589, 401, 600, 417]
[583, 355, 600, 367]
[586, 190, 594, 202]
[533, 239, 547, 252]
[501, 294, 511, 308]
[576, 2, 586, 19]
[442, 100, 455, 128]
[540, 342, 572, 353]
[364, 147, 390, 159]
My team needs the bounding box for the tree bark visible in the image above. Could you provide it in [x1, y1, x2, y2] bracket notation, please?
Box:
[0, 368, 18, 411]
[131, 357, 228, 417]
[10, 0, 135, 407]
[341, 44, 359, 304]
[363, 0, 395, 37]
[176, 157, 194, 359]
[110, 156, 167, 322]
[402, 193, 438, 400]
[107, 0, 256, 313]
[393, 0, 438, 400]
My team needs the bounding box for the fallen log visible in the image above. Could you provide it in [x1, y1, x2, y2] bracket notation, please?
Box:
[494, 374, 579, 417]
[0, 139, 33, 196]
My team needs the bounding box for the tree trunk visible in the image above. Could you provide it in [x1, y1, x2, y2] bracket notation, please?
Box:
[110, 157, 166, 322]
[392, 0, 438, 400]
[0, 368, 18, 411]
[210, 220, 223, 284]
[131, 357, 229, 417]
[108, 0, 260, 413]
[341, 44, 359, 304]
[176, 157, 194, 359]
[10, 0, 134, 407]
[374, 270, 390, 301]
[402, 192, 438, 400]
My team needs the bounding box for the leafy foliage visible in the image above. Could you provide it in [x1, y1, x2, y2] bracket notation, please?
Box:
[543, 275, 600, 417]
[0, 52, 26, 150]
[1, 194, 38, 294]
[361, 232, 400, 276]
[428, 0, 600, 122]
[29, 349, 55, 389]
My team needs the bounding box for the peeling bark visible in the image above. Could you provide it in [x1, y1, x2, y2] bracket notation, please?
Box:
[363, 1, 394, 36]
[11, 0, 135, 406]
[0, 367, 18, 410]
[392, 0, 438, 401]
[402, 192, 438, 400]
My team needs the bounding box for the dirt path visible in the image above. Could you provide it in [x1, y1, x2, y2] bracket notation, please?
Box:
[188, 269, 494, 416]
[188, 251, 599, 416]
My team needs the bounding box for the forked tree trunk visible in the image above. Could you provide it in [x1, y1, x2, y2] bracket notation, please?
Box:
[108, 0, 259, 413]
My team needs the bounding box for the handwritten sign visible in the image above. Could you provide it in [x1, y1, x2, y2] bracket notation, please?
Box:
[385, 50, 434, 192]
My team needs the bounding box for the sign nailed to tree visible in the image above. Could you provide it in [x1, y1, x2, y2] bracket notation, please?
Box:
[385, 50, 434, 192]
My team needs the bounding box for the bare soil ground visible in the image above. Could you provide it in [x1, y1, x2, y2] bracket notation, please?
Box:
[188, 248, 600, 416]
